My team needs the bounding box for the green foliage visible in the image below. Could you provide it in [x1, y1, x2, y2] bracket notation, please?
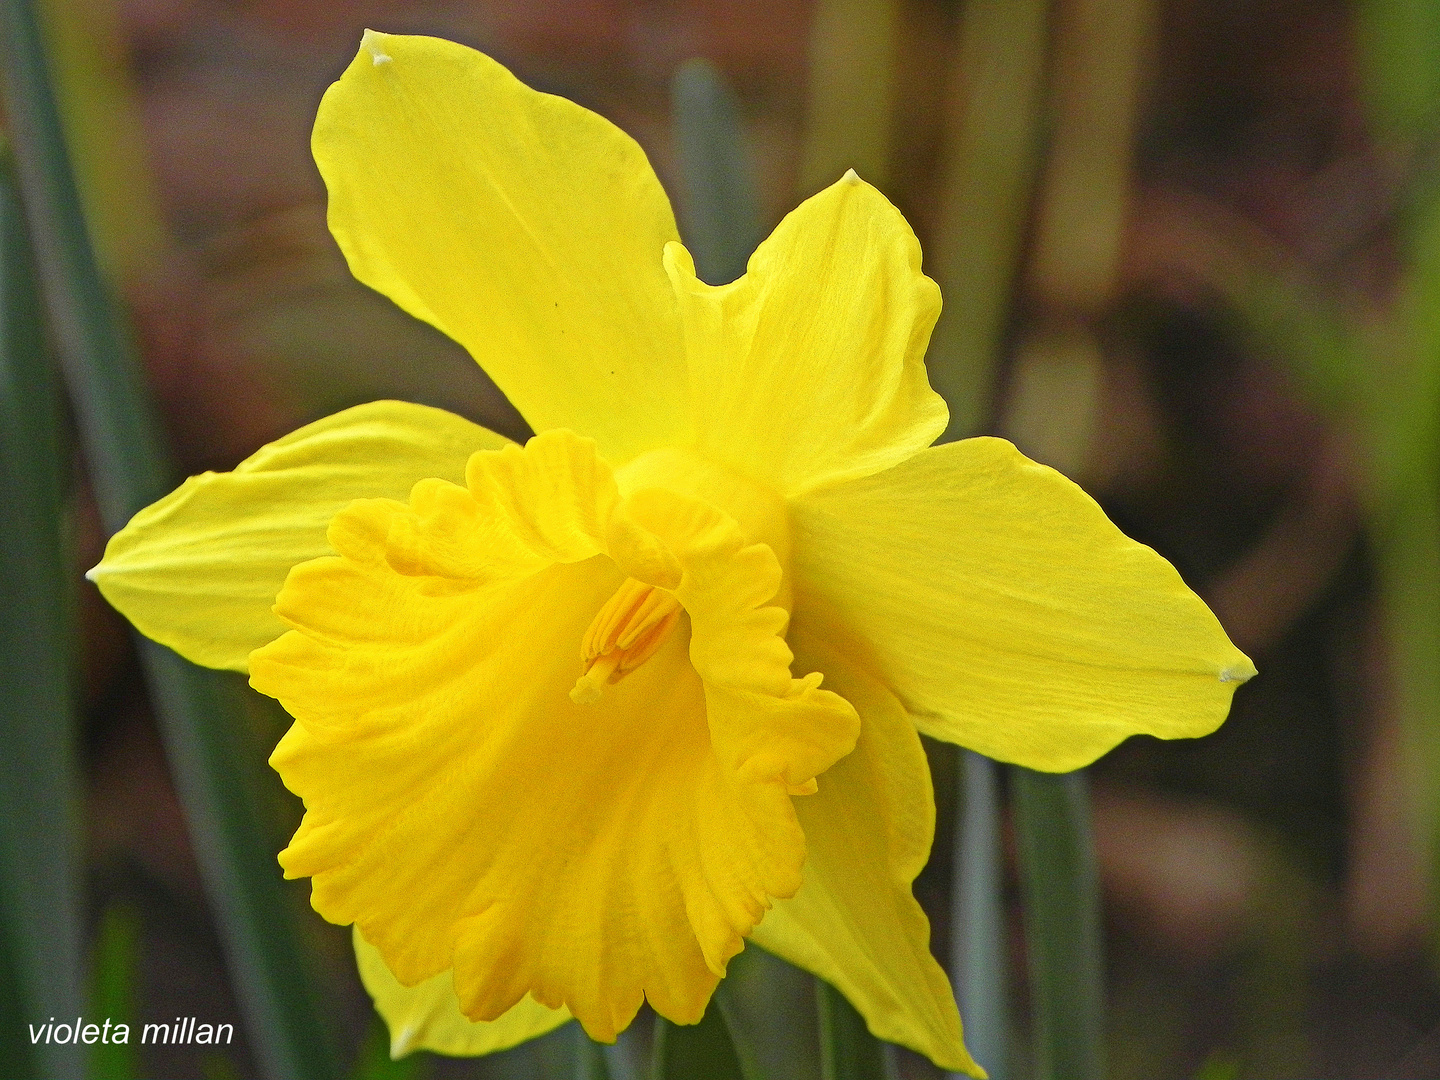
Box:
[0, 884, 38, 1080]
[816, 982, 886, 1080]
[1356, 0, 1440, 139]
[714, 946, 823, 1080]
[202, 1052, 245, 1080]
[351, 1016, 429, 1080]
[572, 1027, 612, 1080]
[90, 905, 142, 1080]
[1235, 0, 1440, 967]
[954, 751, 1009, 1080]
[927, 0, 1051, 441]
[0, 149, 83, 1080]
[653, 1005, 747, 1080]
[1012, 768, 1104, 1080]
[670, 59, 764, 287]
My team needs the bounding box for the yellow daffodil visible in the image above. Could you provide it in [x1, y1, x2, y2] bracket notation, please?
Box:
[88, 30, 1254, 1074]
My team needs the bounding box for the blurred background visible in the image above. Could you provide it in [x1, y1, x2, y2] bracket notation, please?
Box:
[5, 0, 1440, 1077]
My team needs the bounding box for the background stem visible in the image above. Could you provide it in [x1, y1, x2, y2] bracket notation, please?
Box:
[0, 152, 83, 1080]
[1012, 767, 1104, 1080]
[951, 752, 1009, 1080]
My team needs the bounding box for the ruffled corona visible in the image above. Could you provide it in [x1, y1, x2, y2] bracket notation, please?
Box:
[249, 431, 860, 1041]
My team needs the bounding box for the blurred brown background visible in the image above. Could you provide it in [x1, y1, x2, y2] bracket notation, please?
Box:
[60, 0, 1440, 1077]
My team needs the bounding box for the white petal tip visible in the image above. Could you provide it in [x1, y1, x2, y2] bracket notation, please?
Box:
[83, 565, 99, 582]
[361, 28, 392, 64]
[390, 1024, 416, 1059]
[840, 167, 862, 184]
[1218, 664, 1255, 684]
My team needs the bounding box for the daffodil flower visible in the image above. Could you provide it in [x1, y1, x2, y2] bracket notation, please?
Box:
[88, 30, 1254, 1074]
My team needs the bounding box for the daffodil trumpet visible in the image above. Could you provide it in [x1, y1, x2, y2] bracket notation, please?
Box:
[87, 30, 1254, 1075]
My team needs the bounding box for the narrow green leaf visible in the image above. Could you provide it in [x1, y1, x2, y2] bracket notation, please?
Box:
[927, 0, 1052, 440]
[572, 1025, 611, 1080]
[0, 894, 38, 1079]
[670, 59, 764, 287]
[600, 1025, 648, 1080]
[0, 0, 166, 527]
[1387, 59, 1440, 941]
[352, 1015, 426, 1080]
[0, 2, 342, 1077]
[816, 981, 886, 1080]
[713, 945, 822, 1080]
[1011, 768, 1104, 1080]
[90, 904, 142, 1080]
[653, 1005, 747, 1080]
[1373, 484, 1440, 944]
[951, 751, 1008, 1080]
[141, 654, 344, 1080]
[1341, 0, 1440, 954]
[0, 150, 84, 1080]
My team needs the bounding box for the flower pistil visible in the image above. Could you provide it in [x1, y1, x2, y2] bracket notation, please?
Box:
[571, 577, 684, 703]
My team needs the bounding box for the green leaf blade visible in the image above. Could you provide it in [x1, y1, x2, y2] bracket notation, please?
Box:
[0, 148, 84, 1080]
[1012, 768, 1104, 1080]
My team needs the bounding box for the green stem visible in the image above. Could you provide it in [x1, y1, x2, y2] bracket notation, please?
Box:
[951, 752, 1008, 1080]
[0, 0, 166, 525]
[652, 1007, 747, 1080]
[90, 905, 142, 1080]
[713, 945, 822, 1080]
[573, 1025, 610, 1080]
[1374, 485, 1440, 943]
[670, 58, 764, 287]
[0, 151, 81, 1080]
[0, 891, 38, 1079]
[927, 0, 1052, 441]
[140, 653, 342, 1080]
[0, 2, 340, 1077]
[816, 981, 886, 1080]
[1011, 767, 1104, 1080]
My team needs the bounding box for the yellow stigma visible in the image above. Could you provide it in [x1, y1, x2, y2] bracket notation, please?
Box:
[570, 578, 683, 704]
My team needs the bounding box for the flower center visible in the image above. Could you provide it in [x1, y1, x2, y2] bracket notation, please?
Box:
[615, 446, 791, 608]
[570, 577, 683, 704]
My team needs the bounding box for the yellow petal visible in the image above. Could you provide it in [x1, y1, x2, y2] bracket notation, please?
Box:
[751, 627, 983, 1077]
[789, 438, 1256, 772]
[664, 170, 947, 497]
[314, 32, 689, 464]
[87, 401, 507, 671]
[252, 432, 851, 1043]
[353, 927, 571, 1058]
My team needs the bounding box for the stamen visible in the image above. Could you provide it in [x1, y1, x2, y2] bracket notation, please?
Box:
[570, 578, 683, 704]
